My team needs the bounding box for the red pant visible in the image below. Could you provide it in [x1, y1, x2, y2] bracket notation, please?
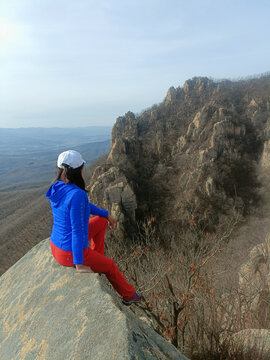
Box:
[50, 216, 135, 299]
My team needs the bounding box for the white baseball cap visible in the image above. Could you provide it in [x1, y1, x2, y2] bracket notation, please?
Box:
[57, 150, 86, 169]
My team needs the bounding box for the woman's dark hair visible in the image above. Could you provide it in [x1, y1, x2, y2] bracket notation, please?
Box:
[55, 164, 87, 191]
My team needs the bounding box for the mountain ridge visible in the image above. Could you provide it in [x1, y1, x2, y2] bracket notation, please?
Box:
[87, 75, 270, 240]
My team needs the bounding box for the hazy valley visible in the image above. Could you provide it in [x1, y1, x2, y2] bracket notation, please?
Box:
[0, 127, 111, 190]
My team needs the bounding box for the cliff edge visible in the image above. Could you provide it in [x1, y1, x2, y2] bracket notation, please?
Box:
[0, 239, 187, 360]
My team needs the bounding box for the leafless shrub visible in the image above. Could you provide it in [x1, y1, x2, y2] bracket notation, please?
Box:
[105, 207, 270, 359]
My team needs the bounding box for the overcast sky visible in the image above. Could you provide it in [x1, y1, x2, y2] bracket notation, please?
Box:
[0, 0, 269, 128]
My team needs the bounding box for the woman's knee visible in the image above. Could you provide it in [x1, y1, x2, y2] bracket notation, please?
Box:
[92, 216, 108, 228]
[88, 254, 116, 275]
[100, 216, 108, 227]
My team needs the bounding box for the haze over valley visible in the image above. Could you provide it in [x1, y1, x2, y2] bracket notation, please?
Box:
[0, 126, 111, 190]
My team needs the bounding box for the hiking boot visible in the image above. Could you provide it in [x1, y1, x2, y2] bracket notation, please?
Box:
[122, 291, 142, 306]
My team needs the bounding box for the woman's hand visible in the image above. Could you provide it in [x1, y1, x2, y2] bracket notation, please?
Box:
[108, 215, 117, 229]
[75, 264, 94, 273]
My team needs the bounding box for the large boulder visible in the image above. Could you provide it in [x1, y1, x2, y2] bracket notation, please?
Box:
[0, 239, 188, 360]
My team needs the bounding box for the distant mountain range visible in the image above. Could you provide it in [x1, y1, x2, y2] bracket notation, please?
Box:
[0, 126, 111, 154]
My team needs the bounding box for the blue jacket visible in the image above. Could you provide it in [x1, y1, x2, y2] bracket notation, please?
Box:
[46, 181, 108, 264]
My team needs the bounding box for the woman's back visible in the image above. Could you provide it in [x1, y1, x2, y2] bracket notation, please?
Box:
[46, 180, 89, 255]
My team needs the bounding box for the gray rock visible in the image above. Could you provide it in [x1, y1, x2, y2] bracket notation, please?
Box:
[230, 329, 270, 357]
[238, 234, 270, 322]
[0, 239, 188, 360]
[105, 183, 124, 203]
[261, 139, 270, 168]
[165, 87, 177, 105]
[205, 177, 215, 196]
[121, 184, 137, 218]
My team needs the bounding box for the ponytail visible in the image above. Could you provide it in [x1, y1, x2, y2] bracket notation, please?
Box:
[54, 164, 87, 191]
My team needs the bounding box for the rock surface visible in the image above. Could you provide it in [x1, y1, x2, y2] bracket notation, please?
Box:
[0, 239, 188, 360]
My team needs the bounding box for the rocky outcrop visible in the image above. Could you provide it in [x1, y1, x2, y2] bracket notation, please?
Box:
[88, 75, 270, 238]
[238, 234, 270, 325]
[0, 239, 187, 360]
[87, 165, 137, 241]
[165, 87, 177, 105]
[212, 234, 270, 356]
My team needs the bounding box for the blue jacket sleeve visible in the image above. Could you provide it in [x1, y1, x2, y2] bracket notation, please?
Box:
[69, 191, 86, 265]
[89, 202, 108, 218]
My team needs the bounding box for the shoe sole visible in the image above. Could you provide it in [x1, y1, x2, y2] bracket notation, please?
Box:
[122, 300, 132, 306]
[122, 299, 141, 306]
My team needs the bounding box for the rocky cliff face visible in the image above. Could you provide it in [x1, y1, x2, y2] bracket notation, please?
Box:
[0, 239, 188, 360]
[88, 76, 270, 239]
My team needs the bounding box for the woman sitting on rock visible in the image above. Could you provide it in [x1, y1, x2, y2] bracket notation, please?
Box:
[46, 150, 142, 306]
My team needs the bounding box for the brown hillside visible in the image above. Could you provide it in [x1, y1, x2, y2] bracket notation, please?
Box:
[0, 186, 52, 275]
